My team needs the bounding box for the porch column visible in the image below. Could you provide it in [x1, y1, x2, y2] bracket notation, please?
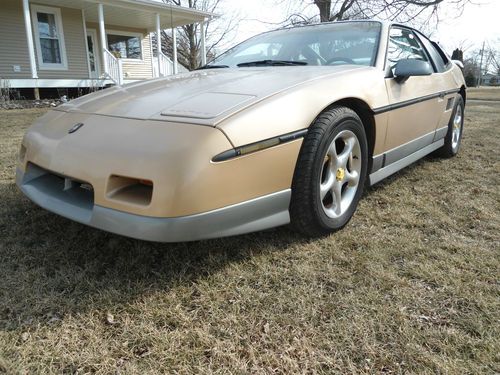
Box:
[156, 13, 162, 77]
[97, 3, 107, 75]
[81, 9, 91, 77]
[200, 19, 206, 66]
[22, 0, 38, 79]
[172, 27, 178, 74]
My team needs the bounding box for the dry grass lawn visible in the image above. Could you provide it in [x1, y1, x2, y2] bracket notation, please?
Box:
[468, 87, 500, 101]
[0, 96, 499, 374]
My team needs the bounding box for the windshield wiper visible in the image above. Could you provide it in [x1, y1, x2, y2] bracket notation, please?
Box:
[237, 60, 308, 67]
[196, 64, 230, 70]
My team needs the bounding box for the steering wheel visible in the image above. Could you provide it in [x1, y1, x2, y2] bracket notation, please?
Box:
[325, 57, 356, 65]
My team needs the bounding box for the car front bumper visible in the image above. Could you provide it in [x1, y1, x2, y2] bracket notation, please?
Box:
[16, 166, 291, 242]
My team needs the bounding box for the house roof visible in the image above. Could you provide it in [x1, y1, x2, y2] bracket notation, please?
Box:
[32, 0, 216, 31]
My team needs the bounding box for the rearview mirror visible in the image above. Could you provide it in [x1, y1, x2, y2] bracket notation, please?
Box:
[393, 59, 433, 83]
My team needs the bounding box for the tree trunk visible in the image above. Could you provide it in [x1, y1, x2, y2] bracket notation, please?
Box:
[314, 0, 331, 22]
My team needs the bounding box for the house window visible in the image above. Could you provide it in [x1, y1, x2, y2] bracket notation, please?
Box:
[31, 5, 67, 70]
[107, 32, 142, 60]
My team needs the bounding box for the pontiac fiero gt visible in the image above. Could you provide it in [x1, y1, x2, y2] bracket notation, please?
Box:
[16, 20, 466, 242]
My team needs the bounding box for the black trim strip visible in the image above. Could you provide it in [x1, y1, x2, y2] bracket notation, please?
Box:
[212, 129, 308, 162]
[373, 89, 459, 115]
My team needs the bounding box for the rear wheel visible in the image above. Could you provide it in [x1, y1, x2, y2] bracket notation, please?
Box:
[436, 95, 464, 157]
[290, 106, 368, 236]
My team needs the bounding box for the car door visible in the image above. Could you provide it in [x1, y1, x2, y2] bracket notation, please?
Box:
[383, 26, 443, 165]
[415, 32, 463, 141]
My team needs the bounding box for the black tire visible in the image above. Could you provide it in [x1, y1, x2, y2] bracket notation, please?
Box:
[290, 106, 368, 237]
[436, 95, 465, 158]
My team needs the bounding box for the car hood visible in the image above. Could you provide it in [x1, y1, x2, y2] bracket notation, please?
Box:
[57, 66, 368, 126]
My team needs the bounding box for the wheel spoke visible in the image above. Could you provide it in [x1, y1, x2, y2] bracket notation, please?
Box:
[345, 169, 359, 186]
[332, 182, 342, 216]
[327, 142, 337, 166]
[320, 171, 335, 199]
[337, 137, 354, 167]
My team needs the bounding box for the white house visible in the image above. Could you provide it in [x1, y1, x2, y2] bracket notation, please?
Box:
[0, 0, 214, 98]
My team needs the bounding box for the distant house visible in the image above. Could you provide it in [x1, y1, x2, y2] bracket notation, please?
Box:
[0, 0, 214, 98]
[482, 73, 500, 86]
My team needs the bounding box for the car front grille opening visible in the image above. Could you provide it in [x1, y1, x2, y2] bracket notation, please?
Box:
[22, 163, 95, 222]
[106, 175, 153, 207]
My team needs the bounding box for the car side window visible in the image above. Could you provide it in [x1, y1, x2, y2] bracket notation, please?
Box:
[416, 32, 450, 73]
[387, 27, 429, 69]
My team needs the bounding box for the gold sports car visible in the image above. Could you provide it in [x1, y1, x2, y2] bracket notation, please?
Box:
[17, 20, 466, 242]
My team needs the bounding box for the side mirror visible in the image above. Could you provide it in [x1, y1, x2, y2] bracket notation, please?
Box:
[393, 59, 433, 83]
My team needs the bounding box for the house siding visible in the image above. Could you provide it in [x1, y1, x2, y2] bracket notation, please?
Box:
[32, 4, 89, 79]
[86, 22, 154, 80]
[1, 1, 156, 86]
[0, 0, 32, 79]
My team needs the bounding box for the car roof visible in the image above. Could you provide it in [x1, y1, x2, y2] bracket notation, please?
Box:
[274, 19, 423, 33]
[270, 19, 433, 42]
[273, 19, 385, 31]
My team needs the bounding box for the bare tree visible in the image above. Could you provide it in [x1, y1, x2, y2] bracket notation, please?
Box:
[277, 0, 472, 27]
[460, 39, 499, 86]
[462, 56, 478, 86]
[451, 49, 463, 62]
[157, 0, 239, 70]
[483, 41, 500, 75]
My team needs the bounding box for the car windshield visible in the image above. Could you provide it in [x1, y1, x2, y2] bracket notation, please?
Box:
[210, 21, 382, 68]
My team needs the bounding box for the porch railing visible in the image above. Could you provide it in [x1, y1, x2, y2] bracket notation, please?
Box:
[155, 52, 173, 77]
[153, 53, 189, 77]
[103, 49, 123, 85]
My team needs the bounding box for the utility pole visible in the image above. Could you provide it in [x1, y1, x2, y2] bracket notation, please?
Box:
[477, 41, 485, 87]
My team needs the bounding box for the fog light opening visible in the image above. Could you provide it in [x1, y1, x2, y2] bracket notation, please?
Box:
[106, 175, 153, 206]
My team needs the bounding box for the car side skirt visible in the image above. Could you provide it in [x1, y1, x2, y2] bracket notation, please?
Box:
[16, 166, 292, 242]
[369, 139, 444, 185]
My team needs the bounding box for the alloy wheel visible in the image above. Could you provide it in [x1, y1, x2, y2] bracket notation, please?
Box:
[319, 130, 362, 219]
[451, 104, 462, 150]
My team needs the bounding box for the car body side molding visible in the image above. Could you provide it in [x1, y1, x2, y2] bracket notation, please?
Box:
[212, 128, 308, 162]
[373, 88, 459, 115]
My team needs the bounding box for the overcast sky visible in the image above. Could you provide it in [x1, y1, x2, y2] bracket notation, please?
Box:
[219, 0, 500, 55]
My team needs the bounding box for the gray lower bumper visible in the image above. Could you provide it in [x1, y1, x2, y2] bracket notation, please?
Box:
[16, 167, 291, 242]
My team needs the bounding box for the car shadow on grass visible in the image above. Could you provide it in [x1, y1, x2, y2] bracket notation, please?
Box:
[0, 154, 445, 331]
[0, 182, 312, 331]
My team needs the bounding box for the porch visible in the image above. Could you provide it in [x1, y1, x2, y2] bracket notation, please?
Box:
[16, 0, 214, 92]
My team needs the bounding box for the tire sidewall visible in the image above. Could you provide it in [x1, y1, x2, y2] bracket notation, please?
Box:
[312, 114, 368, 230]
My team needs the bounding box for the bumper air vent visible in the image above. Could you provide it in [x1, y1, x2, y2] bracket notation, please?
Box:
[106, 175, 153, 207]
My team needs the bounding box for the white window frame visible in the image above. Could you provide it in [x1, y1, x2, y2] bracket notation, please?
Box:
[31, 4, 68, 70]
[106, 29, 144, 63]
